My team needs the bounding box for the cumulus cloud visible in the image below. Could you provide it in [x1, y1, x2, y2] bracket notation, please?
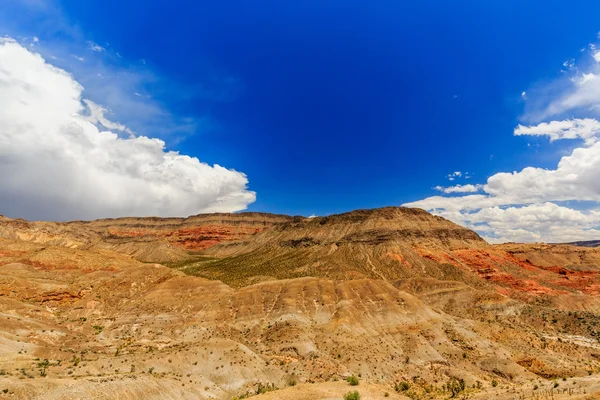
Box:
[0, 39, 255, 221]
[515, 118, 600, 146]
[454, 203, 600, 243]
[434, 184, 483, 194]
[405, 36, 600, 244]
[446, 171, 462, 181]
[538, 49, 600, 119]
[405, 140, 600, 242]
[445, 171, 474, 182]
[407, 103, 600, 240]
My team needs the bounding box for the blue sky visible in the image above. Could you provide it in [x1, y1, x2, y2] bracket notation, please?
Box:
[2, 1, 600, 242]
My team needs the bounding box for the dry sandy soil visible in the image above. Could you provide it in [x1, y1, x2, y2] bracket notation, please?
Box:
[1, 207, 600, 399]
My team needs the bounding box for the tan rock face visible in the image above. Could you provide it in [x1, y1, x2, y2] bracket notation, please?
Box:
[1, 207, 600, 399]
[0, 212, 291, 263]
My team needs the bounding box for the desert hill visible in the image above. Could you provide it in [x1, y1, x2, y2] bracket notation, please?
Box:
[562, 240, 600, 248]
[1, 207, 600, 399]
[190, 207, 489, 287]
[0, 212, 291, 263]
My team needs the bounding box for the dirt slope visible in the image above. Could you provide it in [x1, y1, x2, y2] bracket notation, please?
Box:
[0, 212, 291, 263]
[1, 207, 600, 399]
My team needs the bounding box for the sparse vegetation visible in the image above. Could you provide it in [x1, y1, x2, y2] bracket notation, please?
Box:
[38, 359, 50, 377]
[255, 382, 277, 394]
[3, 207, 600, 398]
[344, 390, 360, 400]
[445, 377, 465, 398]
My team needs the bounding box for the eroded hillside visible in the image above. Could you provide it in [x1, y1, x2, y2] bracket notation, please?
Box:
[1, 207, 600, 399]
[0, 212, 291, 263]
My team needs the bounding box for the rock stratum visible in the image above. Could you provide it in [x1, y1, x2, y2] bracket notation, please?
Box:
[1, 207, 600, 399]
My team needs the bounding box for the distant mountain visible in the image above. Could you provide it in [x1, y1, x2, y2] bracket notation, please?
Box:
[563, 239, 600, 247]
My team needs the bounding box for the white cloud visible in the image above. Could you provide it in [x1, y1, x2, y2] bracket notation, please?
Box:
[434, 184, 483, 194]
[453, 203, 600, 244]
[405, 138, 600, 243]
[514, 118, 600, 146]
[562, 58, 575, 70]
[82, 99, 133, 135]
[405, 37, 600, 244]
[1, 1, 243, 147]
[444, 171, 474, 182]
[410, 140, 600, 208]
[446, 171, 462, 181]
[538, 50, 600, 119]
[0, 39, 255, 220]
[87, 41, 105, 52]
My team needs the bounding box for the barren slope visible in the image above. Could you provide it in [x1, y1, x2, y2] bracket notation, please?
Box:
[1, 207, 600, 399]
[0, 212, 291, 264]
[2, 238, 600, 399]
[189, 207, 488, 287]
[174, 209, 600, 311]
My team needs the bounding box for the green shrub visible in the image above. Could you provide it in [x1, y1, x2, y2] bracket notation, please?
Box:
[347, 375, 359, 386]
[445, 377, 465, 398]
[491, 379, 498, 387]
[395, 381, 410, 391]
[344, 390, 360, 400]
[255, 382, 277, 394]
